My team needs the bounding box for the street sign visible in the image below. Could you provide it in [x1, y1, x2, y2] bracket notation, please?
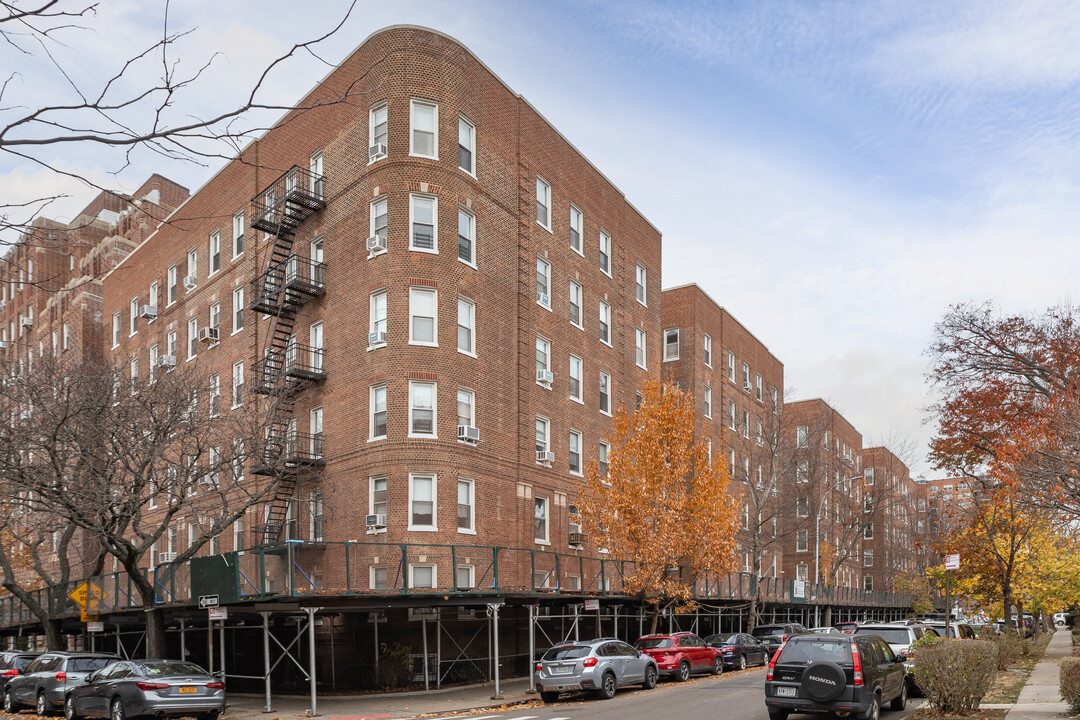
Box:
[87, 621, 104, 633]
[793, 580, 806, 599]
[69, 581, 108, 609]
[945, 554, 960, 570]
[198, 595, 220, 609]
[584, 598, 599, 611]
[208, 607, 228, 621]
[79, 609, 99, 622]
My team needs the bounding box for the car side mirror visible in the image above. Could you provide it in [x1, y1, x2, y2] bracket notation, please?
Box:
[896, 653, 908, 663]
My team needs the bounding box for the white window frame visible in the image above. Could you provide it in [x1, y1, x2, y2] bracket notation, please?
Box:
[232, 286, 244, 334]
[569, 205, 583, 256]
[704, 385, 712, 418]
[663, 327, 679, 361]
[408, 473, 437, 531]
[456, 387, 475, 431]
[534, 495, 549, 544]
[728, 351, 736, 382]
[458, 115, 475, 176]
[535, 416, 550, 455]
[187, 248, 198, 286]
[369, 290, 388, 348]
[409, 564, 437, 589]
[369, 475, 387, 534]
[635, 263, 647, 305]
[457, 296, 476, 356]
[369, 102, 388, 162]
[370, 196, 388, 250]
[209, 230, 221, 276]
[797, 460, 809, 483]
[598, 300, 611, 345]
[187, 318, 197, 360]
[569, 279, 582, 329]
[409, 99, 438, 159]
[569, 429, 582, 476]
[728, 400, 736, 430]
[703, 334, 712, 367]
[797, 426, 808, 448]
[635, 327, 647, 369]
[599, 371, 611, 416]
[456, 564, 475, 590]
[232, 359, 244, 408]
[409, 287, 438, 347]
[370, 566, 388, 589]
[148, 282, 158, 320]
[569, 354, 583, 403]
[536, 256, 551, 309]
[598, 229, 611, 276]
[409, 193, 438, 253]
[408, 380, 437, 439]
[535, 335, 551, 383]
[129, 298, 138, 336]
[233, 210, 245, 259]
[370, 384, 388, 441]
[457, 478, 475, 534]
[536, 176, 551, 231]
[457, 207, 476, 267]
[756, 374, 763, 401]
[796, 530, 808, 552]
[167, 265, 177, 305]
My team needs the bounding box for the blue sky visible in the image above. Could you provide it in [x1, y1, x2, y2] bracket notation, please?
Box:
[4, 0, 1079, 477]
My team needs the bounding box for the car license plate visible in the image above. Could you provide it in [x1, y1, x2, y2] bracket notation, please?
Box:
[551, 666, 572, 675]
[776, 686, 796, 697]
[178, 687, 197, 694]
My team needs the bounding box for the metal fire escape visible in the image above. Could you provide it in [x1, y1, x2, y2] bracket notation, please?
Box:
[248, 166, 327, 544]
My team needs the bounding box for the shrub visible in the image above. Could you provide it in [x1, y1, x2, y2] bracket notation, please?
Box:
[376, 642, 415, 689]
[1060, 657, 1080, 714]
[993, 632, 1025, 670]
[911, 638, 998, 714]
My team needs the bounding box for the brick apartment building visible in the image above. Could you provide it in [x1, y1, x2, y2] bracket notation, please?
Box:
[861, 447, 931, 592]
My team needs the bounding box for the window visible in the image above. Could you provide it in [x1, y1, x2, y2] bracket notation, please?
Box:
[457, 208, 475, 265]
[864, 523, 874, 540]
[457, 478, 474, 532]
[569, 429, 582, 475]
[598, 300, 611, 344]
[598, 440, 609, 478]
[209, 231, 220, 275]
[209, 301, 220, 338]
[663, 328, 679, 360]
[864, 550, 874, 567]
[370, 475, 387, 528]
[796, 530, 808, 552]
[369, 102, 388, 158]
[635, 327, 646, 368]
[457, 297, 475, 355]
[232, 286, 244, 333]
[457, 387, 475, 429]
[536, 335, 550, 377]
[772, 387, 779, 413]
[863, 575, 873, 591]
[865, 468, 875, 485]
[409, 287, 437, 345]
[599, 371, 611, 415]
[598, 230, 611, 275]
[371, 566, 387, 589]
[187, 248, 197, 284]
[756, 419, 763, 446]
[370, 197, 388, 249]
[130, 357, 139, 392]
[703, 386, 712, 418]
[796, 564, 809, 581]
[797, 426, 808, 448]
[569, 354, 583, 402]
[309, 149, 323, 200]
[536, 257, 551, 307]
[410, 194, 437, 252]
[635, 263, 647, 305]
[167, 330, 177, 361]
[569, 280, 582, 328]
[310, 406, 323, 459]
[703, 334, 712, 367]
[187, 318, 199, 358]
[534, 496, 549, 543]
[458, 116, 474, 174]
[148, 281, 158, 317]
[370, 384, 388, 440]
[129, 298, 138, 336]
[167, 265, 177, 305]
[410, 474, 436, 530]
[410, 564, 435, 589]
[370, 290, 387, 346]
[756, 374, 763, 401]
[742, 362, 750, 390]
[728, 352, 736, 382]
[456, 565, 475, 590]
[209, 373, 220, 416]
[536, 176, 551, 229]
[797, 496, 808, 517]
[410, 99, 437, 158]
[409, 381, 436, 437]
[728, 400, 736, 430]
[797, 460, 809, 483]
[233, 211, 245, 258]
[232, 360, 244, 407]
[569, 205, 583, 254]
[864, 495, 873, 513]
[62, 322, 69, 350]
[535, 416, 550, 454]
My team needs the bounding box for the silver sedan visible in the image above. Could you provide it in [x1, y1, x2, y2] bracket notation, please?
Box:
[64, 660, 224, 720]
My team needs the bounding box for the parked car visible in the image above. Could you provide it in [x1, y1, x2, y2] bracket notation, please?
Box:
[752, 624, 808, 655]
[0, 653, 41, 696]
[535, 638, 658, 702]
[808, 627, 844, 635]
[853, 624, 933, 688]
[1055, 613, 1068, 626]
[764, 632, 908, 720]
[4, 652, 118, 715]
[703, 633, 771, 670]
[635, 632, 724, 681]
[926, 621, 978, 639]
[63, 659, 224, 720]
[835, 621, 861, 633]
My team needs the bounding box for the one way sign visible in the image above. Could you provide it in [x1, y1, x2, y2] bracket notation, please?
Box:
[198, 595, 219, 609]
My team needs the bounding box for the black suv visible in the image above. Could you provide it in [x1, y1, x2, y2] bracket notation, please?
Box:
[752, 623, 808, 655]
[765, 633, 907, 720]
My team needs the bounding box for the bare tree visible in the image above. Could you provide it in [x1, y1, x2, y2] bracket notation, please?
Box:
[0, 351, 282, 656]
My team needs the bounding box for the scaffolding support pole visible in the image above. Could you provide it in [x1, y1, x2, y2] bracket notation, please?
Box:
[305, 607, 320, 716]
[488, 603, 503, 700]
[260, 612, 272, 713]
[179, 619, 186, 661]
[528, 605, 536, 693]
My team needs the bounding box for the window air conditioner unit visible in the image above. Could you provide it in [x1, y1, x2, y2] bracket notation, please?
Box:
[536, 450, 555, 465]
[20, 317, 33, 330]
[183, 276, 197, 291]
[158, 551, 177, 563]
[366, 235, 387, 257]
[368, 144, 387, 161]
[536, 369, 554, 386]
[368, 330, 386, 345]
[0, 341, 6, 350]
[569, 530, 584, 546]
[365, 513, 386, 528]
[743, 381, 752, 391]
[536, 292, 549, 306]
[198, 327, 219, 344]
[157, 355, 176, 368]
[457, 425, 480, 444]
[139, 305, 158, 319]
[568, 522, 582, 535]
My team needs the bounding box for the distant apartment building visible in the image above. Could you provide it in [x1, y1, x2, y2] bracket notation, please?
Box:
[861, 447, 931, 591]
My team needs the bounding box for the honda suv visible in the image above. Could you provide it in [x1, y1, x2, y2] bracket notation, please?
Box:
[535, 638, 658, 702]
[4, 652, 118, 715]
[764, 633, 907, 720]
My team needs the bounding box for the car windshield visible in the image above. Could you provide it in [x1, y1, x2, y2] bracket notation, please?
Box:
[542, 645, 591, 661]
[705, 634, 738, 644]
[928, 626, 957, 638]
[777, 639, 852, 665]
[69, 658, 113, 673]
[854, 629, 912, 644]
[139, 662, 208, 677]
[752, 627, 783, 637]
[635, 638, 673, 649]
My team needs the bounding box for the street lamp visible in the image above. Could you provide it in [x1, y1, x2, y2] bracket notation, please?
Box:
[814, 475, 864, 586]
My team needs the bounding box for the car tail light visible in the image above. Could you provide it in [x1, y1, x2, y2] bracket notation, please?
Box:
[780, 634, 788, 643]
[55, 672, 66, 682]
[1, 670, 19, 677]
[206, 682, 225, 690]
[135, 682, 170, 691]
[721, 646, 735, 653]
[535, 663, 542, 673]
[851, 642, 863, 686]
[766, 647, 779, 682]
[583, 658, 598, 668]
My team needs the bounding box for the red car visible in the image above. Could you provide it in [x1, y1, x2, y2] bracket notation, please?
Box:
[634, 632, 724, 681]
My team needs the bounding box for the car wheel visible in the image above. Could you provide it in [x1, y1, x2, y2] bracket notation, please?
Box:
[712, 656, 723, 675]
[768, 710, 789, 720]
[738, 654, 747, 671]
[110, 697, 126, 720]
[891, 680, 908, 711]
[597, 671, 617, 700]
[37, 691, 52, 716]
[641, 664, 658, 689]
[676, 660, 691, 682]
[64, 696, 79, 720]
[4, 688, 17, 713]
[539, 691, 560, 704]
[862, 694, 880, 720]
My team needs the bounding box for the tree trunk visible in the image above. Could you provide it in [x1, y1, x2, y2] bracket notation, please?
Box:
[44, 619, 64, 651]
[1002, 580, 1013, 631]
[648, 605, 660, 634]
[1016, 599, 1025, 636]
[127, 565, 168, 656]
[0, 581, 64, 649]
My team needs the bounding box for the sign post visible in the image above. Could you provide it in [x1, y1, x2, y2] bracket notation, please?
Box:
[944, 554, 960, 627]
[200, 596, 220, 676]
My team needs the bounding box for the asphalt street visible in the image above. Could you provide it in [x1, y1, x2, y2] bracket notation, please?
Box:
[415, 667, 923, 720]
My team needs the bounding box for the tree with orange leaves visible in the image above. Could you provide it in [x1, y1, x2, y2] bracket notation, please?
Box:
[577, 376, 740, 633]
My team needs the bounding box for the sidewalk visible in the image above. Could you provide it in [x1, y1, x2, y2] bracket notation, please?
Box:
[224, 676, 536, 720]
[997, 628, 1072, 720]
